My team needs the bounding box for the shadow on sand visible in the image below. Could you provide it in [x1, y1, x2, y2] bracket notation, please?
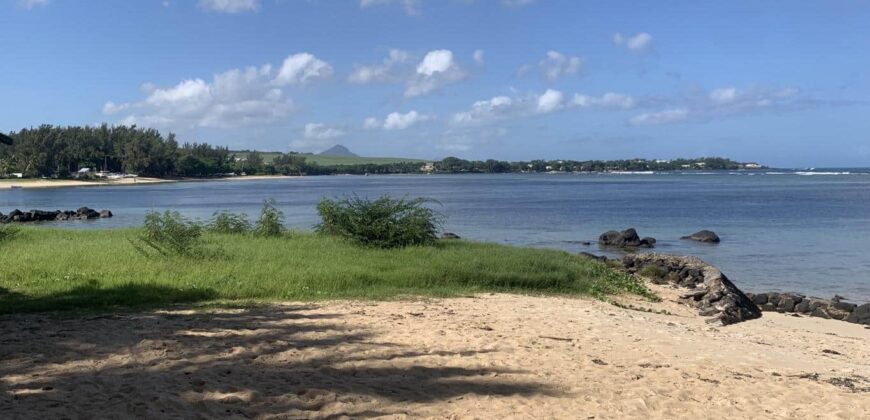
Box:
[0, 299, 560, 418]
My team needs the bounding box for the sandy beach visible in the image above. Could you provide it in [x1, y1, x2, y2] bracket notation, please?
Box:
[2, 287, 868, 419]
[0, 175, 300, 190]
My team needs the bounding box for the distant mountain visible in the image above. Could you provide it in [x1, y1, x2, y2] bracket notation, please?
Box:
[318, 145, 358, 157]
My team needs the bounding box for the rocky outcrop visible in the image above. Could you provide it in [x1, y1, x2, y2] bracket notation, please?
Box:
[598, 228, 656, 248]
[681, 230, 720, 243]
[0, 207, 112, 223]
[441, 232, 461, 240]
[744, 292, 869, 325]
[623, 253, 761, 326]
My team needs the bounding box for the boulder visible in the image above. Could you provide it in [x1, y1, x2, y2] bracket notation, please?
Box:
[598, 228, 655, 248]
[578, 252, 608, 262]
[99, 210, 113, 218]
[681, 230, 721, 243]
[846, 303, 870, 325]
[623, 253, 761, 326]
[440, 232, 461, 240]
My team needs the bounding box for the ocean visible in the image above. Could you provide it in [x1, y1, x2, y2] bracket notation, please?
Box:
[3, 170, 870, 303]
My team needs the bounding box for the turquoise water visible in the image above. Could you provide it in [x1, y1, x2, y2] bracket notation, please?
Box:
[3, 170, 870, 302]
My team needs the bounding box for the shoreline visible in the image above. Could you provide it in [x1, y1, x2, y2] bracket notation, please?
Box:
[0, 175, 300, 190]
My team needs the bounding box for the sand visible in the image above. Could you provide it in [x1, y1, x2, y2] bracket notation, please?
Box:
[1, 290, 869, 419]
[0, 177, 173, 189]
[0, 175, 301, 190]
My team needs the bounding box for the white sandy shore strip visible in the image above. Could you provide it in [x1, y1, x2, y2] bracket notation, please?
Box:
[0, 175, 300, 190]
[1, 291, 868, 419]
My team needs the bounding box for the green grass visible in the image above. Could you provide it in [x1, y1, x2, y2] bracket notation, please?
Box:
[0, 227, 654, 314]
[231, 151, 425, 166]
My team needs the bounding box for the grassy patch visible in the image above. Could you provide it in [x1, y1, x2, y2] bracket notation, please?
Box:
[0, 227, 654, 314]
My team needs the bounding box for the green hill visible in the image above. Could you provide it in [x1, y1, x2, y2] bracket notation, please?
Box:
[231, 151, 425, 167]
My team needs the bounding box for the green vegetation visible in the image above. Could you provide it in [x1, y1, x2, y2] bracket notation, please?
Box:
[131, 210, 209, 258]
[253, 199, 285, 237]
[0, 227, 654, 314]
[0, 224, 18, 244]
[207, 211, 252, 235]
[316, 195, 443, 248]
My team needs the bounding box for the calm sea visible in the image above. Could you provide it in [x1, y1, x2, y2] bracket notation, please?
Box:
[3, 170, 870, 303]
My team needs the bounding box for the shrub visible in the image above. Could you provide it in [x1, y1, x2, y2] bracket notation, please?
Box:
[254, 199, 285, 237]
[0, 224, 19, 245]
[315, 195, 443, 248]
[208, 211, 252, 234]
[131, 210, 207, 258]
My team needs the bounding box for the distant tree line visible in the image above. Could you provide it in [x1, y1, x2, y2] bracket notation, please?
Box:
[0, 124, 761, 179]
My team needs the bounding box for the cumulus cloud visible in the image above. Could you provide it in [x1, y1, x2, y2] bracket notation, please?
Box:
[538, 51, 582, 81]
[348, 49, 409, 84]
[198, 0, 260, 13]
[359, 0, 421, 15]
[364, 110, 433, 130]
[613, 32, 653, 52]
[103, 56, 334, 130]
[405, 49, 466, 97]
[452, 96, 516, 125]
[274, 53, 333, 86]
[629, 108, 689, 126]
[536, 89, 565, 114]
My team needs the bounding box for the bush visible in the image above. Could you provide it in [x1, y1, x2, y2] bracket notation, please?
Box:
[208, 211, 252, 234]
[315, 195, 443, 248]
[0, 224, 19, 245]
[254, 199, 285, 237]
[131, 210, 207, 258]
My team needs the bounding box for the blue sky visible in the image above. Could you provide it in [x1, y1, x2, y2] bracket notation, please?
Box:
[1, 0, 868, 167]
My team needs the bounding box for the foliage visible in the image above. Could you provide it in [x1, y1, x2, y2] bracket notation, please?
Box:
[131, 210, 207, 258]
[316, 195, 443, 248]
[1, 227, 657, 313]
[207, 211, 252, 235]
[253, 199, 285, 237]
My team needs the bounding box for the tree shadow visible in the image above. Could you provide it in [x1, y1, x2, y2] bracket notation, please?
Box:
[0, 282, 217, 314]
[1, 304, 561, 418]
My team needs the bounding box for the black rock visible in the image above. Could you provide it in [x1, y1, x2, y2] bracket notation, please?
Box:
[440, 232, 461, 240]
[681, 230, 721, 243]
[598, 228, 655, 248]
[845, 303, 870, 325]
[99, 210, 113, 218]
[578, 252, 608, 262]
[751, 293, 769, 305]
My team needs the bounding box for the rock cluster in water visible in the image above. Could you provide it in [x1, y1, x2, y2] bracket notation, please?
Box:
[622, 253, 762, 326]
[598, 228, 656, 248]
[0, 207, 112, 223]
[744, 292, 870, 325]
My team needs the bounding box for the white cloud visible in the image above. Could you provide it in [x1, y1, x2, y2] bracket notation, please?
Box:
[473, 49, 485, 65]
[19, 0, 49, 9]
[274, 53, 333, 86]
[573, 92, 636, 109]
[613, 32, 653, 52]
[628, 86, 804, 125]
[384, 110, 431, 130]
[105, 61, 298, 130]
[304, 123, 346, 140]
[538, 51, 582, 81]
[363, 117, 381, 129]
[405, 49, 466, 97]
[348, 49, 409, 84]
[452, 96, 516, 125]
[536, 89, 565, 114]
[629, 108, 689, 126]
[198, 0, 260, 13]
[364, 111, 432, 130]
[360, 0, 421, 15]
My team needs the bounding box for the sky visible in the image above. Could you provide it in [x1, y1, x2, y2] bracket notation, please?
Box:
[1, 0, 869, 167]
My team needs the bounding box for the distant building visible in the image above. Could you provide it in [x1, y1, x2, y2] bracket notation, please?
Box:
[743, 162, 762, 169]
[75, 168, 91, 179]
[420, 162, 435, 172]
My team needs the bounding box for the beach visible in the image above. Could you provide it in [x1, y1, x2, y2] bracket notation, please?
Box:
[0, 175, 299, 190]
[2, 289, 868, 419]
